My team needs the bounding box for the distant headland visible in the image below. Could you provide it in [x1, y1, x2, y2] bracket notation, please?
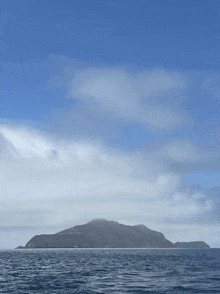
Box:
[16, 219, 210, 249]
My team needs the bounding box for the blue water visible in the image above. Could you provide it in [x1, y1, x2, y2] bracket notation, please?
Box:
[1, 249, 220, 293]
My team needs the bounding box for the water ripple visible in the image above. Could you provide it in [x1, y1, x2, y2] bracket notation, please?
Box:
[1, 249, 220, 293]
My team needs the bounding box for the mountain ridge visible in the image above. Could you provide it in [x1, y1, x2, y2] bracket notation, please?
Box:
[16, 219, 210, 249]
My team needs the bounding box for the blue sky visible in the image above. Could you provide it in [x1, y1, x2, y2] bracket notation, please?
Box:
[1, 0, 220, 248]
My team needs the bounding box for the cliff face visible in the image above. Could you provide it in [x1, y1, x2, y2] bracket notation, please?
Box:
[174, 241, 210, 249]
[24, 219, 175, 249]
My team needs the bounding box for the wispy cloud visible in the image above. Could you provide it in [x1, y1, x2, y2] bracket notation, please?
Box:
[70, 67, 187, 130]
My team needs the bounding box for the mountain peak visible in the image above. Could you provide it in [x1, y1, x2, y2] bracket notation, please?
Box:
[23, 219, 175, 249]
[88, 219, 119, 225]
[88, 218, 110, 223]
[20, 219, 210, 249]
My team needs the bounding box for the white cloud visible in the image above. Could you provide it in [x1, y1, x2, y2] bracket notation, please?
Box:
[162, 140, 202, 163]
[1, 124, 219, 243]
[69, 67, 187, 130]
[2, 64, 220, 248]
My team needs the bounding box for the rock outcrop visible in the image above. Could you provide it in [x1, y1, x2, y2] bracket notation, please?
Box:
[174, 241, 210, 249]
[23, 219, 175, 249]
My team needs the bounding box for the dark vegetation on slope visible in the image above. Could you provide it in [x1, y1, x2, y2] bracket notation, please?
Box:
[16, 219, 210, 249]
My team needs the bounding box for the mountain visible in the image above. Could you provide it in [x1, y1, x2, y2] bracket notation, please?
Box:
[174, 241, 210, 249]
[22, 219, 175, 249]
[16, 219, 210, 249]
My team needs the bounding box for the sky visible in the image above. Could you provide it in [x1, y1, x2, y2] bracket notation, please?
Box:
[1, 0, 220, 249]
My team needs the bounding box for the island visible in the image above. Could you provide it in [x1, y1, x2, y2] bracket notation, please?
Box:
[174, 241, 210, 249]
[16, 219, 210, 249]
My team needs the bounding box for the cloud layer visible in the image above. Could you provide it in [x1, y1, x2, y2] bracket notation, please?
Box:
[1, 123, 220, 247]
[1, 64, 220, 248]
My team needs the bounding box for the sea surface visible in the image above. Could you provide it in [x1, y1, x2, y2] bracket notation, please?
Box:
[1, 248, 220, 293]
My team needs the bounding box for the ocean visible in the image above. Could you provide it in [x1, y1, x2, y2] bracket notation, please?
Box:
[1, 248, 220, 293]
